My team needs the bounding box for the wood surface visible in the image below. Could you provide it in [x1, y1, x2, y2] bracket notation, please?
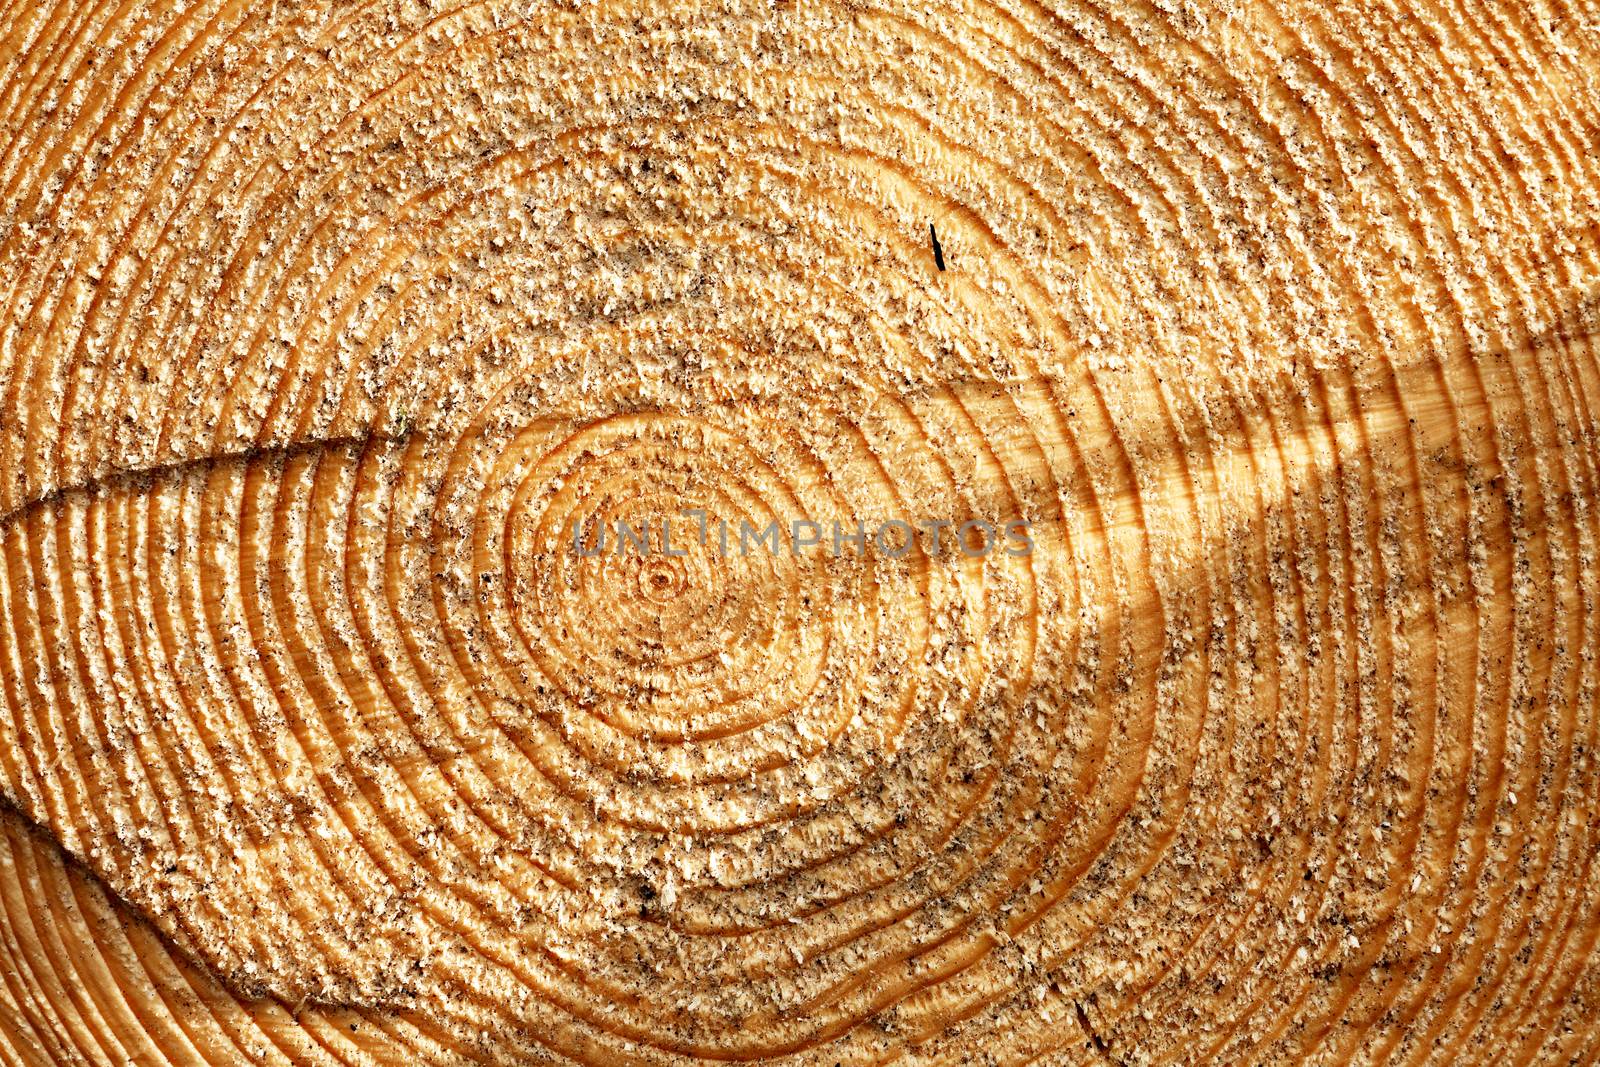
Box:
[1, 0, 1599, 1063]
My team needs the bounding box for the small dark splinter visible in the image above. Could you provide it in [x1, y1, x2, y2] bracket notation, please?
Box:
[929, 222, 946, 271]
[1075, 1001, 1111, 1057]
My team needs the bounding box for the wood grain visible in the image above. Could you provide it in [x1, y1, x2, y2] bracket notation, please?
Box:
[1, 0, 1599, 1062]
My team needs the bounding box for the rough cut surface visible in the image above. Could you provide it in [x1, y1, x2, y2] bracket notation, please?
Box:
[2, 0, 1600, 1063]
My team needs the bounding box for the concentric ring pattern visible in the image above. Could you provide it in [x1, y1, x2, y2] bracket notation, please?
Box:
[2, 0, 1599, 1063]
